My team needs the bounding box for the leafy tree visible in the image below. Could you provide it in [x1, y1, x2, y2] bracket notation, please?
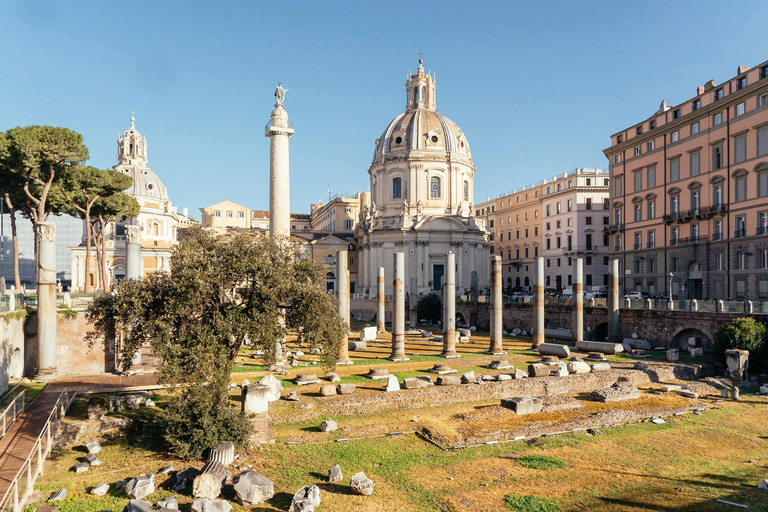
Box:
[89, 192, 140, 291]
[61, 166, 136, 292]
[418, 293, 442, 324]
[713, 316, 767, 371]
[0, 133, 23, 289]
[87, 227, 345, 457]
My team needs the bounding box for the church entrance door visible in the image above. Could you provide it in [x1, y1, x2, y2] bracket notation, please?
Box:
[433, 265, 444, 291]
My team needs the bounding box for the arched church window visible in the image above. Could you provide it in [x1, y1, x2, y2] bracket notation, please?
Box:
[463, 181, 469, 202]
[130, 143, 133, 155]
[413, 87, 418, 106]
[153, 223, 159, 236]
[392, 177, 402, 199]
[421, 86, 426, 104]
[430, 177, 441, 198]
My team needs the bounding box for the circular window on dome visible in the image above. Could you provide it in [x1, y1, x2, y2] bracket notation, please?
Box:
[146, 183, 155, 192]
[430, 135, 439, 143]
[395, 136, 403, 145]
[460, 140, 465, 148]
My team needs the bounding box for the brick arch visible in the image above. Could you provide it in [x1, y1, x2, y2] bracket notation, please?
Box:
[672, 327, 712, 352]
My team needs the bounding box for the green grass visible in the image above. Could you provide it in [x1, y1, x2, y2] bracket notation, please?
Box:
[0, 381, 48, 408]
[505, 494, 561, 512]
[515, 455, 566, 470]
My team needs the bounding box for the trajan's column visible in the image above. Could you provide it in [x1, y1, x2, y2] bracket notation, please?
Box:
[266, 83, 294, 362]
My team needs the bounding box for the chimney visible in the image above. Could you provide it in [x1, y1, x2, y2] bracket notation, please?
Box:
[737, 65, 750, 74]
[696, 86, 705, 96]
[183, 207, 188, 217]
[703, 79, 716, 91]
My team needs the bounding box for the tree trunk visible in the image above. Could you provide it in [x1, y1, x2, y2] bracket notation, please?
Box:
[84, 205, 92, 294]
[5, 197, 21, 290]
[91, 220, 103, 292]
[100, 216, 108, 290]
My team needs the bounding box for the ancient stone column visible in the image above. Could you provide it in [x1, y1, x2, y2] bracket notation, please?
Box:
[336, 250, 352, 364]
[607, 258, 620, 340]
[441, 251, 458, 358]
[266, 101, 294, 363]
[265, 103, 294, 240]
[532, 256, 545, 348]
[572, 257, 584, 344]
[487, 255, 504, 355]
[36, 222, 57, 379]
[125, 225, 142, 280]
[409, 277, 418, 329]
[389, 253, 407, 360]
[346, 269, 351, 326]
[377, 267, 386, 333]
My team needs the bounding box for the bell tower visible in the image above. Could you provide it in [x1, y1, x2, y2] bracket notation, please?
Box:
[405, 59, 436, 112]
[117, 113, 147, 165]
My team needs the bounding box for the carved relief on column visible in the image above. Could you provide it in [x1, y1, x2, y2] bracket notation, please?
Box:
[125, 225, 141, 245]
[36, 222, 56, 243]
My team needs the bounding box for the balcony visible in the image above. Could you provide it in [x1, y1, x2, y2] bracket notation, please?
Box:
[734, 229, 747, 239]
[664, 211, 683, 223]
[646, 241, 656, 249]
[711, 203, 728, 215]
[758, 226, 768, 236]
[670, 238, 679, 246]
[614, 244, 623, 252]
[712, 232, 724, 241]
[678, 235, 708, 245]
[634, 242, 642, 250]
[604, 223, 624, 233]
[564, 245, 597, 255]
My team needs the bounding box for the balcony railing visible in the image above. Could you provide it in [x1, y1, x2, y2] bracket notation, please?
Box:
[664, 211, 682, 223]
[712, 232, 723, 241]
[564, 245, 596, 254]
[634, 242, 642, 250]
[757, 226, 768, 236]
[614, 244, 622, 252]
[646, 241, 655, 248]
[670, 238, 679, 246]
[604, 223, 624, 233]
[678, 235, 708, 245]
[734, 229, 746, 238]
[711, 203, 728, 215]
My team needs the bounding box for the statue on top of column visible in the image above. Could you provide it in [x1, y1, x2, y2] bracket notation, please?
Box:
[275, 82, 288, 106]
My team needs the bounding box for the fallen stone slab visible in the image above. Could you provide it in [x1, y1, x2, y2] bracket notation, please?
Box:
[677, 390, 699, 399]
[461, 371, 477, 384]
[328, 465, 343, 483]
[651, 418, 666, 425]
[122, 500, 177, 512]
[171, 467, 200, 491]
[385, 375, 400, 392]
[501, 396, 543, 415]
[496, 374, 512, 381]
[157, 497, 178, 509]
[365, 368, 390, 380]
[284, 390, 300, 401]
[567, 361, 591, 374]
[591, 363, 611, 373]
[584, 352, 609, 362]
[576, 341, 624, 354]
[326, 373, 341, 383]
[86, 439, 102, 454]
[528, 363, 549, 378]
[660, 385, 681, 392]
[336, 383, 355, 395]
[159, 465, 174, 475]
[511, 369, 528, 379]
[634, 361, 649, 370]
[758, 479, 768, 491]
[319, 384, 337, 397]
[206, 441, 235, 466]
[73, 463, 89, 473]
[233, 470, 274, 505]
[320, 419, 338, 432]
[457, 328, 471, 337]
[551, 362, 569, 377]
[403, 377, 433, 389]
[48, 489, 67, 502]
[348, 341, 367, 351]
[623, 338, 652, 350]
[537, 343, 570, 358]
[540, 355, 560, 365]
[487, 360, 513, 370]
[191, 498, 232, 512]
[458, 336, 470, 343]
[436, 375, 461, 386]
[242, 384, 270, 414]
[420, 329, 433, 338]
[125, 474, 155, 500]
[258, 374, 283, 402]
[666, 349, 679, 362]
[193, 461, 230, 499]
[294, 373, 322, 385]
[350, 472, 374, 496]
[290, 485, 321, 512]
[360, 326, 377, 341]
[91, 483, 109, 496]
[689, 347, 704, 357]
[85, 453, 101, 466]
[590, 382, 640, 402]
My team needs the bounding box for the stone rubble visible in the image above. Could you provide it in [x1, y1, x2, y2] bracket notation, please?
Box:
[336, 383, 355, 395]
[157, 497, 178, 509]
[206, 441, 235, 466]
[193, 461, 230, 499]
[385, 375, 400, 392]
[290, 485, 322, 512]
[319, 419, 338, 432]
[436, 375, 461, 386]
[319, 384, 337, 397]
[90, 483, 109, 496]
[590, 381, 640, 402]
[350, 472, 374, 496]
[326, 373, 341, 382]
[86, 439, 102, 454]
[190, 498, 232, 512]
[73, 463, 89, 473]
[171, 467, 200, 491]
[48, 490, 67, 502]
[284, 390, 301, 401]
[232, 470, 274, 505]
[125, 474, 155, 500]
[328, 465, 343, 483]
[84, 453, 102, 466]
[501, 396, 543, 415]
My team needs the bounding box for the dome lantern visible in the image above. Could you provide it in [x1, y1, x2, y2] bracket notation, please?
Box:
[405, 58, 436, 112]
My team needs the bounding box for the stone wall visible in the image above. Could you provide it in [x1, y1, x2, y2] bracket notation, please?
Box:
[0, 311, 26, 394]
[25, 311, 116, 377]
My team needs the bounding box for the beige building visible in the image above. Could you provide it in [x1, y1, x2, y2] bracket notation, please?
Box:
[477, 168, 610, 292]
[604, 61, 768, 300]
[70, 116, 194, 290]
[199, 201, 311, 236]
[309, 193, 367, 233]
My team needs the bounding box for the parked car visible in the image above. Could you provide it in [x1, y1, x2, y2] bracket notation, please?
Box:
[623, 291, 648, 299]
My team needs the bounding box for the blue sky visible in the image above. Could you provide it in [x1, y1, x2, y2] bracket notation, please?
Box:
[1, 0, 765, 219]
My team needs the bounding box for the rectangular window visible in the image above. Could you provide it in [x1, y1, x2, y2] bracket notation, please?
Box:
[546, 205, 551, 216]
[586, 198, 592, 210]
[735, 102, 746, 116]
[671, 257, 678, 272]
[614, 176, 623, 197]
[534, 226, 538, 236]
[712, 146, 723, 170]
[650, 120, 657, 129]
[671, 131, 679, 142]
[567, 199, 572, 211]
[648, 230, 655, 248]
[634, 146, 641, 156]
[634, 232, 642, 250]
[713, 113, 723, 126]
[556, 237, 561, 249]
[636, 126, 643, 135]
[758, 170, 768, 197]
[344, 219, 354, 230]
[758, 126, 768, 156]
[604, 198, 609, 210]
[713, 219, 723, 240]
[735, 176, 746, 202]
[586, 216, 592, 225]
[586, 178, 591, 185]
[759, 93, 768, 107]
[634, 203, 641, 222]
[647, 200, 655, 219]
[648, 259, 655, 273]
[647, 166, 656, 188]
[647, 141, 655, 152]
[634, 171, 642, 192]
[670, 227, 679, 246]
[760, 250, 768, 269]
[693, 99, 701, 111]
[716, 253, 723, 271]
[691, 122, 699, 135]
[115, 224, 125, 237]
[734, 135, 747, 163]
[238, 211, 245, 218]
[736, 252, 747, 270]
[214, 211, 221, 217]
[670, 158, 679, 181]
[673, 109, 680, 119]
[556, 202, 561, 214]
[735, 215, 746, 237]
[546, 238, 551, 250]
[738, 77, 747, 90]
[690, 151, 700, 176]
[714, 89, 724, 100]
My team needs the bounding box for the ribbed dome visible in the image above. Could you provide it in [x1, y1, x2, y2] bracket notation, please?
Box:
[374, 109, 471, 158]
[120, 166, 169, 202]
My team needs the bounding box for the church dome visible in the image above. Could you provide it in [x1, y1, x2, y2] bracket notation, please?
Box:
[373, 59, 471, 160]
[121, 166, 170, 202]
[113, 115, 170, 202]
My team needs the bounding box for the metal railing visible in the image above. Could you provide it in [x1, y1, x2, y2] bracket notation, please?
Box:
[0, 391, 25, 440]
[0, 389, 77, 512]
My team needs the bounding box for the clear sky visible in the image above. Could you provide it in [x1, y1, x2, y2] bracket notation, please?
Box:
[1, 1, 765, 219]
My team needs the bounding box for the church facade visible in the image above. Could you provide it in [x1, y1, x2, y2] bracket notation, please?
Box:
[70, 116, 191, 291]
[356, 61, 490, 295]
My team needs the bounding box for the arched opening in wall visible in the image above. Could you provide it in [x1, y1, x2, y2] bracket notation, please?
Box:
[673, 328, 711, 352]
[515, 277, 521, 287]
[591, 322, 608, 342]
[325, 272, 336, 294]
[524, 276, 530, 288]
[506, 277, 512, 288]
[9, 348, 22, 379]
[89, 273, 95, 287]
[456, 312, 466, 327]
[153, 223, 159, 236]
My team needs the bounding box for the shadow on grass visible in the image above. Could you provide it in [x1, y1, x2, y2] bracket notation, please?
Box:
[309, 471, 326, 480]
[301, 426, 322, 432]
[266, 491, 294, 510]
[317, 482, 357, 495]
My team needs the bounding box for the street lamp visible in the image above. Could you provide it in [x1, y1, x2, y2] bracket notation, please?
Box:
[668, 272, 673, 299]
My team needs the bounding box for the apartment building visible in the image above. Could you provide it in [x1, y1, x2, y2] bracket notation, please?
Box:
[200, 201, 311, 236]
[309, 193, 367, 233]
[604, 61, 768, 300]
[476, 168, 610, 292]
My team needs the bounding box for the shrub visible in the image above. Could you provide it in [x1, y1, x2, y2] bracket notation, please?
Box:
[505, 494, 561, 512]
[418, 293, 442, 324]
[713, 317, 767, 370]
